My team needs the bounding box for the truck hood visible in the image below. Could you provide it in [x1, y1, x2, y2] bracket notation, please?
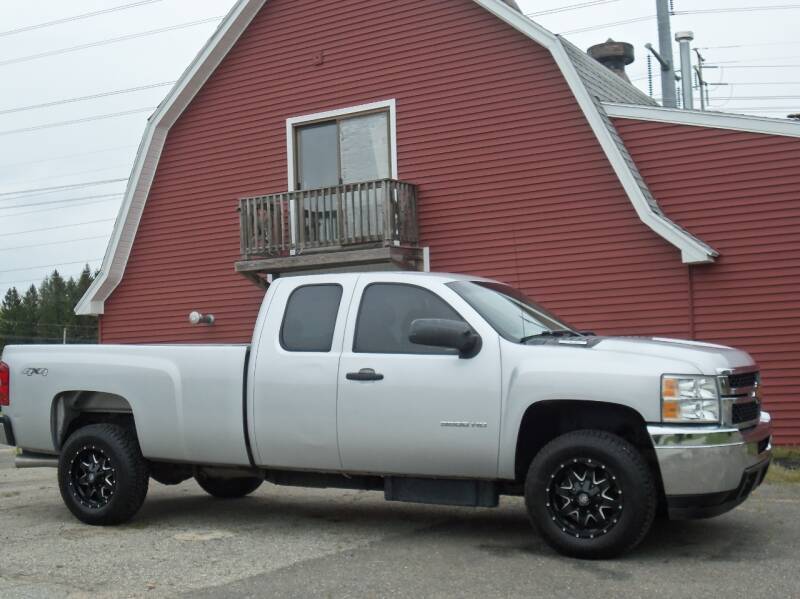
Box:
[589, 336, 755, 374]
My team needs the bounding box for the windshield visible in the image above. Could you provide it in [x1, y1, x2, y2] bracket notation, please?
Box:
[447, 281, 578, 343]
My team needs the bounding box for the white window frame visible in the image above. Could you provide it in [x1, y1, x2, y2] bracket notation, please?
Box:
[285, 99, 398, 192]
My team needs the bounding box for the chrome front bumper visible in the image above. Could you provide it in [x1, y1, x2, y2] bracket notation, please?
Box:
[648, 412, 772, 517]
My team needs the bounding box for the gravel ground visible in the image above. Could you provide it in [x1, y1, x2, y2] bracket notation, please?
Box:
[0, 447, 798, 599]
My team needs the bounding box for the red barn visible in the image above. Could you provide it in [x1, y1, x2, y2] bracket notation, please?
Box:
[76, 0, 800, 444]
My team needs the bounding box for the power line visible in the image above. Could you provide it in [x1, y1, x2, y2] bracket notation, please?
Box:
[528, 0, 620, 17]
[0, 81, 174, 115]
[0, 179, 127, 200]
[0, 197, 122, 219]
[4, 164, 131, 190]
[700, 41, 800, 50]
[0, 219, 115, 238]
[0, 0, 164, 37]
[0, 16, 224, 68]
[0, 258, 104, 276]
[0, 235, 110, 253]
[674, 5, 800, 16]
[560, 15, 656, 35]
[0, 193, 124, 213]
[709, 64, 800, 69]
[2, 145, 136, 170]
[0, 106, 154, 137]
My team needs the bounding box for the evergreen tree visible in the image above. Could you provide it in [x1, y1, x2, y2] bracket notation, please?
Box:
[0, 265, 97, 349]
[1, 287, 23, 338]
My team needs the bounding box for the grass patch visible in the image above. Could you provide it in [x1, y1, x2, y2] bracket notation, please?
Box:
[767, 446, 800, 484]
[772, 446, 800, 460]
[766, 463, 800, 484]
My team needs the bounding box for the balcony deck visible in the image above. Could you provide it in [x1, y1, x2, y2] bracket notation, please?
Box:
[235, 179, 422, 285]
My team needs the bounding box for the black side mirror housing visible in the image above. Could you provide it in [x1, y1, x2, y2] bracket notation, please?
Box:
[408, 318, 482, 359]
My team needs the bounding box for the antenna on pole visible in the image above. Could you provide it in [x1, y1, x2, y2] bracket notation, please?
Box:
[694, 48, 708, 111]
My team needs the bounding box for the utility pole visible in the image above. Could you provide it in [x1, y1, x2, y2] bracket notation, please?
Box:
[675, 31, 694, 110]
[655, 0, 677, 108]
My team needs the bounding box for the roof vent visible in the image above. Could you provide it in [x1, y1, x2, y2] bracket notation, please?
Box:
[587, 39, 635, 82]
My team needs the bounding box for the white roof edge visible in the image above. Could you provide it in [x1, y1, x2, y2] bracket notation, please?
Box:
[77, 0, 715, 316]
[75, 0, 268, 316]
[603, 102, 800, 139]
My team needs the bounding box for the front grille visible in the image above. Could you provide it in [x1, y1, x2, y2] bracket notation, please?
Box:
[728, 371, 758, 390]
[732, 401, 760, 425]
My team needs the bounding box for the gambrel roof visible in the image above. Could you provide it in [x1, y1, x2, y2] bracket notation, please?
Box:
[77, 0, 719, 315]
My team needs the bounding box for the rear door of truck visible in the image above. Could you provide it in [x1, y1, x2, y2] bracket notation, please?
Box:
[247, 275, 356, 470]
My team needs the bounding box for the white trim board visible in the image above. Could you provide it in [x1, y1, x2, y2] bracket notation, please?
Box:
[76, 0, 716, 316]
[603, 102, 800, 139]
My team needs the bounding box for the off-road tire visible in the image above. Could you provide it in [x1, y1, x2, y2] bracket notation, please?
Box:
[58, 423, 149, 525]
[525, 429, 657, 559]
[195, 475, 263, 498]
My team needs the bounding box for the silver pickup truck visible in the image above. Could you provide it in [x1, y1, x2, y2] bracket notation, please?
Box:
[0, 272, 771, 558]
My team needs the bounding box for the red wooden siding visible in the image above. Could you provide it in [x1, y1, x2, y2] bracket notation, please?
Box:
[103, 0, 688, 346]
[614, 118, 800, 445]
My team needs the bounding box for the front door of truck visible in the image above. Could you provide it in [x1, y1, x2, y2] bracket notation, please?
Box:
[337, 276, 502, 479]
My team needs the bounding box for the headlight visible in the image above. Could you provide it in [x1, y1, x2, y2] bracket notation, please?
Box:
[661, 375, 720, 423]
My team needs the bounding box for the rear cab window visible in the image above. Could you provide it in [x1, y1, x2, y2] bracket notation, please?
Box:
[280, 284, 343, 352]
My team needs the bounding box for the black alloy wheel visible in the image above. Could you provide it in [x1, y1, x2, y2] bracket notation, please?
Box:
[68, 446, 116, 509]
[546, 457, 623, 539]
[58, 423, 149, 525]
[525, 430, 657, 559]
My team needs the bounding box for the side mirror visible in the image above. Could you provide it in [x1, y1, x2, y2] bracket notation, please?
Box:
[409, 318, 482, 359]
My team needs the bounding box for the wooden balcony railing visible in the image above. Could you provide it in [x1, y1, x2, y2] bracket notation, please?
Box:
[239, 179, 418, 259]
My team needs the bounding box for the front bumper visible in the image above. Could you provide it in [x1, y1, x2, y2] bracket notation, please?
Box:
[648, 411, 772, 519]
[0, 414, 15, 447]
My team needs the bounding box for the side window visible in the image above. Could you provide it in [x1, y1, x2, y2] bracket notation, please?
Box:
[281, 285, 343, 352]
[354, 283, 466, 354]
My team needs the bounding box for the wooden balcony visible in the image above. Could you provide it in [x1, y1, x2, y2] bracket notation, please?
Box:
[236, 179, 422, 285]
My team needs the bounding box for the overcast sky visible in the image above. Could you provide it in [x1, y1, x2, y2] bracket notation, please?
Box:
[1, 0, 798, 303]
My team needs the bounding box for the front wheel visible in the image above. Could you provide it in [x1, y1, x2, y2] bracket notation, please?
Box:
[525, 430, 657, 559]
[195, 475, 263, 498]
[58, 423, 149, 525]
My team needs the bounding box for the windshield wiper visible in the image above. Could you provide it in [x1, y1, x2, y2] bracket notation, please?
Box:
[520, 330, 581, 343]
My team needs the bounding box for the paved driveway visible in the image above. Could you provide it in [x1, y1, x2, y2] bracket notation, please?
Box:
[0, 447, 797, 598]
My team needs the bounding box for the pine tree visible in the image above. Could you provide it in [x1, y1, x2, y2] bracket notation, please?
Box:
[1, 287, 23, 337]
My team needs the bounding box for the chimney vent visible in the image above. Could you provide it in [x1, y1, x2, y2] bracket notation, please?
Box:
[587, 39, 635, 82]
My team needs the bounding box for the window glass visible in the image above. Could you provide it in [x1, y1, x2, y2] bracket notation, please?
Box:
[281, 285, 343, 352]
[339, 112, 390, 184]
[447, 281, 577, 343]
[296, 122, 339, 189]
[354, 284, 465, 354]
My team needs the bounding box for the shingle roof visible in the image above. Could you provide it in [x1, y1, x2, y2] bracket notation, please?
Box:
[559, 37, 657, 106]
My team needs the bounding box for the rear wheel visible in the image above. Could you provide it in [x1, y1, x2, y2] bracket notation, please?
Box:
[525, 430, 656, 559]
[195, 474, 263, 498]
[58, 423, 149, 525]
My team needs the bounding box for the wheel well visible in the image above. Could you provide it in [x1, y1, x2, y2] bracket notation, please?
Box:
[514, 400, 665, 505]
[52, 391, 136, 449]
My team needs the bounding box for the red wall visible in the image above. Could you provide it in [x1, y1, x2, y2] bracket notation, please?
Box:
[615, 118, 800, 444]
[101, 0, 798, 441]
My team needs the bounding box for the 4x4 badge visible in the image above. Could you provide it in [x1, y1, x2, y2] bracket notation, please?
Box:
[22, 368, 48, 377]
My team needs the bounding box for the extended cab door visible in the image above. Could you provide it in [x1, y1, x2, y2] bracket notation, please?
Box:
[337, 275, 502, 479]
[248, 275, 355, 470]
